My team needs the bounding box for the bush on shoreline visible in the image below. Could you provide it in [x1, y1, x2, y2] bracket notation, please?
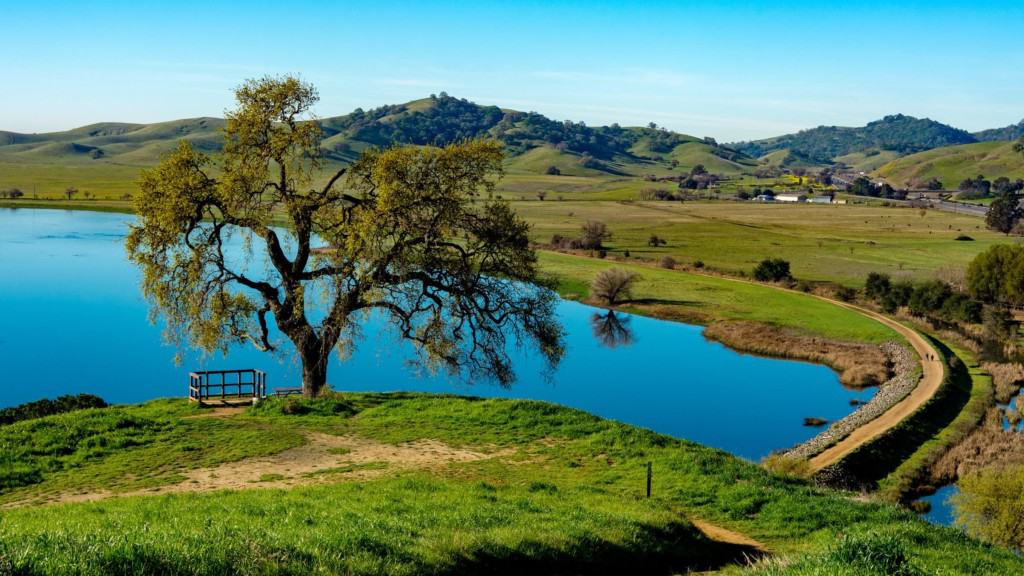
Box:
[0, 394, 107, 426]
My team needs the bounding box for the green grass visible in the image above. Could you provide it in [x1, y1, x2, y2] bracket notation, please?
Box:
[2, 395, 1022, 575]
[521, 200, 1005, 286]
[538, 251, 896, 343]
[876, 141, 1024, 188]
[0, 399, 304, 501]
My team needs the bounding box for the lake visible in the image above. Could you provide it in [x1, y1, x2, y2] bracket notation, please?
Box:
[0, 208, 876, 461]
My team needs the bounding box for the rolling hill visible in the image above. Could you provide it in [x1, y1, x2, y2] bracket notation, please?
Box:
[731, 114, 979, 164]
[0, 95, 757, 196]
[875, 140, 1024, 188]
[974, 119, 1024, 142]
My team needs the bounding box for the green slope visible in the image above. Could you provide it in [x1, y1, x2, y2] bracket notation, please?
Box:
[0, 95, 763, 197]
[875, 140, 1024, 188]
[2, 395, 1023, 575]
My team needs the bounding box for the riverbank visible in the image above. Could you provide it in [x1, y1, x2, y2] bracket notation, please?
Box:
[2, 394, 1023, 575]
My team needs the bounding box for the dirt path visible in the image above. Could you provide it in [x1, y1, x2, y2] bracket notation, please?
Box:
[691, 519, 768, 552]
[807, 303, 944, 472]
[7, 433, 501, 509]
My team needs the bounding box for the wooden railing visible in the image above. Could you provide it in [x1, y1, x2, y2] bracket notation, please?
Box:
[189, 369, 266, 405]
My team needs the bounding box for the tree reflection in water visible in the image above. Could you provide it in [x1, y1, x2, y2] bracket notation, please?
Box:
[590, 310, 635, 349]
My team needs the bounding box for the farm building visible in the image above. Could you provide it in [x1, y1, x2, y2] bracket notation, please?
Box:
[807, 196, 833, 204]
[775, 194, 807, 203]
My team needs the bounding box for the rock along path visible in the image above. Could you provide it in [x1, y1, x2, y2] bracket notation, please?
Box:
[806, 302, 944, 472]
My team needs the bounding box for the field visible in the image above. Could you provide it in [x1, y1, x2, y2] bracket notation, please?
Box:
[3, 191, 1006, 289]
[2, 395, 1023, 575]
[522, 200, 1005, 285]
[538, 251, 896, 343]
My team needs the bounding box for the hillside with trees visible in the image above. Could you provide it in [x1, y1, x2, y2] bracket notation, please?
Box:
[0, 94, 753, 181]
[731, 114, 978, 163]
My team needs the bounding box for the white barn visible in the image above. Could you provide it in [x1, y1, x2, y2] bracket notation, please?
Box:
[775, 194, 807, 203]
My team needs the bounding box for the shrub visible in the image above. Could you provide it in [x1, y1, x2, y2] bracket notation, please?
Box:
[761, 454, 810, 478]
[952, 464, 1024, 549]
[864, 272, 891, 300]
[591, 268, 639, 306]
[835, 285, 857, 302]
[545, 165, 560, 175]
[580, 221, 611, 250]
[692, 260, 705, 269]
[753, 258, 792, 282]
[0, 394, 107, 426]
[955, 234, 974, 241]
[659, 256, 676, 269]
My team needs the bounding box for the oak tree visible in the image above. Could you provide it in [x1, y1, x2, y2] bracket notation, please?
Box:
[126, 76, 563, 397]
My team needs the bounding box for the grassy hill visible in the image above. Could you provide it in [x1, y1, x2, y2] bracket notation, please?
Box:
[2, 394, 1022, 575]
[732, 115, 978, 164]
[0, 95, 756, 197]
[874, 141, 1024, 188]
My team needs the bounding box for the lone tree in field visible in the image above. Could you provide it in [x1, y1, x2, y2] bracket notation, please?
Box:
[126, 76, 563, 397]
[591, 268, 639, 306]
[986, 193, 1022, 235]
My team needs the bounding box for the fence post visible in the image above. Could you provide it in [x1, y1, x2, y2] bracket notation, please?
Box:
[646, 462, 652, 498]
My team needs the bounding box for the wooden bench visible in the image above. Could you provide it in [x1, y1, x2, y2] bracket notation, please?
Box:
[273, 387, 303, 397]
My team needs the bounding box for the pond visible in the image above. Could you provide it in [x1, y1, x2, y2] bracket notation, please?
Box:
[919, 484, 959, 526]
[0, 208, 877, 461]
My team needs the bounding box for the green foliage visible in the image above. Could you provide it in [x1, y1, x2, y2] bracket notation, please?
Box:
[985, 193, 1022, 234]
[734, 114, 977, 163]
[753, 258, 792, 282]
[974, 119, 1024, 142]
[865, 273, 981, 323]
[0, 394, 106, 426]
[126, 77, 563, 396]
[966, 243, 1024, 306]
[953, 464, 1024, 550]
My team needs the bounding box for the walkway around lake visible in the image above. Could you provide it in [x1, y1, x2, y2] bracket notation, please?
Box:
[807, 303, 944, 472]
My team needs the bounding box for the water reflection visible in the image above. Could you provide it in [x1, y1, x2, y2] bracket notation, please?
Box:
[590, 310, 634, 349]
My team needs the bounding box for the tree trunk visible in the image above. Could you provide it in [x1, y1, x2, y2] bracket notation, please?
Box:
[298, 341, 330, 398]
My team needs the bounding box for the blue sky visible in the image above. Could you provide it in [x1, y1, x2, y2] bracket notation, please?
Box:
[3, 0, 1022, 141]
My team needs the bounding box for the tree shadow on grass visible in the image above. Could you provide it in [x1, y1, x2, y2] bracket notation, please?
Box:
[436, 520, 766, 576]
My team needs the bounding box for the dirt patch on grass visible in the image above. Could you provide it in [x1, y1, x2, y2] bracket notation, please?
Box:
[691, 519, 768, 553]
[7, 433, 502, 508]
[703, 320, 891, 387]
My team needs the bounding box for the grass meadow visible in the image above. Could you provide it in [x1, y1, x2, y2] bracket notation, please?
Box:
[2, 395, 1023, 575]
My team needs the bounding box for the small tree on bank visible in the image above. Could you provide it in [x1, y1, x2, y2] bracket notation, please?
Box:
[952, 464, 1024, 550]
[753, 258, 792, 282]
[126, 76, 564, 397]
[591, 268, 639, 306]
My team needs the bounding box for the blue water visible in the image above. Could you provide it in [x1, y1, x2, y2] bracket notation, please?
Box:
[920, 484, 959, 526]
[0, 208, 876, 461]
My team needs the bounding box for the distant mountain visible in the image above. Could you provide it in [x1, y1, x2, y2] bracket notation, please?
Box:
[730, 114, 978, 164]
[974, 120, 1024, 142]
[0, 95, 756, 181]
